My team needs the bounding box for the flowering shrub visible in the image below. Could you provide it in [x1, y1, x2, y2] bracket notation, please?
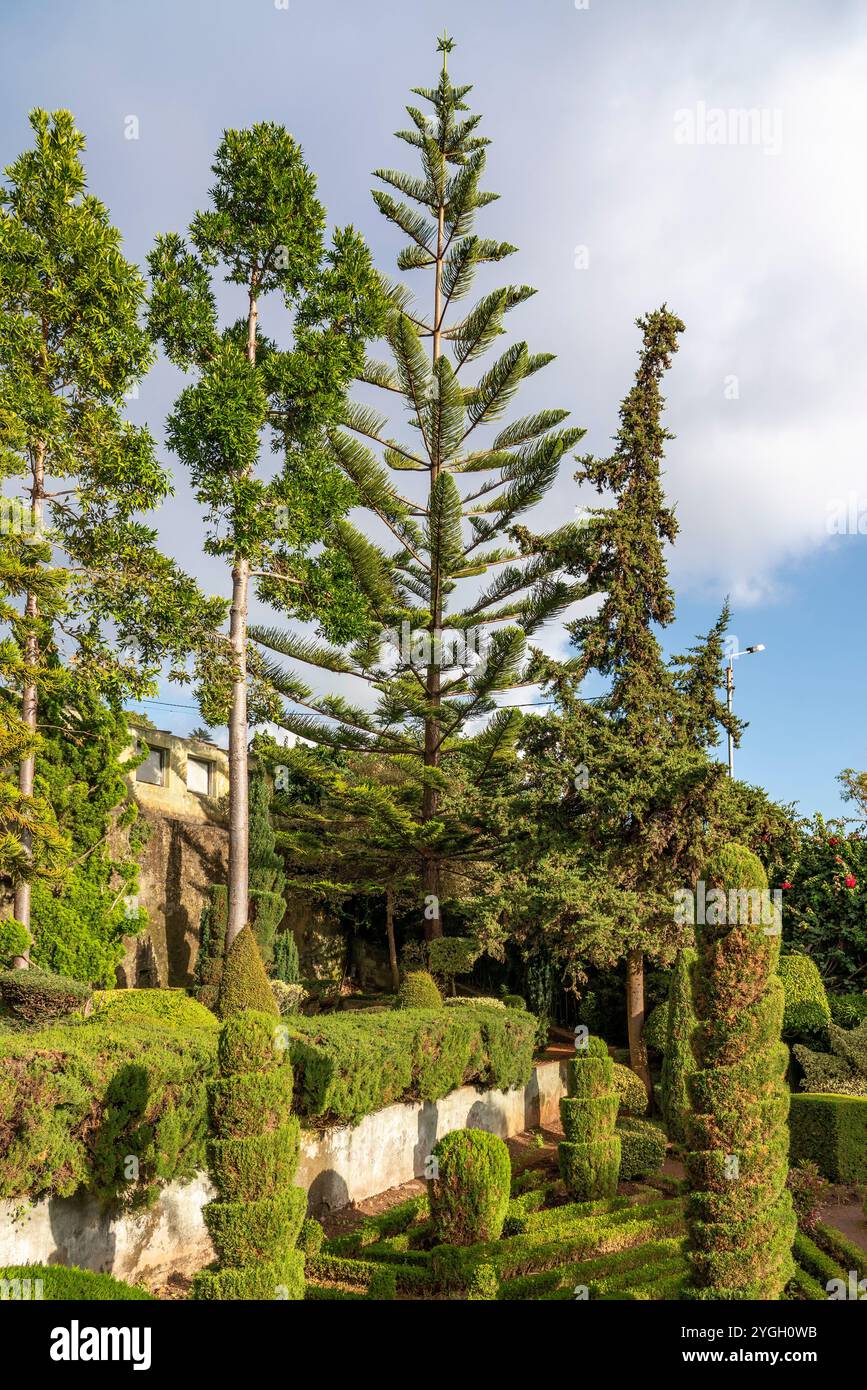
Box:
[780, 816, 867, 991]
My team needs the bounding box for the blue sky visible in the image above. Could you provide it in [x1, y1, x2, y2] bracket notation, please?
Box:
[2, 0, 865, 818]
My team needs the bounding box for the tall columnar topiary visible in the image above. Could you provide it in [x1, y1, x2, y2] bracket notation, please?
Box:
[778, 953, 831, 1048]
[193, 1009, 305, 1300]
[428, 1128, 511, 1245]
[685, 843, 796, 1300]
[661, 946, 698, 1146]
[272, 930, 300, 985]
[558, 1035, 621, 1199]
[247, 772, 287, 967]
[216, 925, 279, 1020]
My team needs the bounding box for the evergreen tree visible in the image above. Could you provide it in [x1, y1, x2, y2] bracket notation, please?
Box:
[252, 37, 584, 940]
[0, 109, 223, 939]
[246, 770, 286, 966]
[148, 123, 385, 954]
[511, 309, 739, 1097]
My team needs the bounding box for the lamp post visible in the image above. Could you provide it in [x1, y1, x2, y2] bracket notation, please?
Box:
[726, 644, 765, 778]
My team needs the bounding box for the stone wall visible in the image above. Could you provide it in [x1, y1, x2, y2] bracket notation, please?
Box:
[0, 1059, 568, 1285]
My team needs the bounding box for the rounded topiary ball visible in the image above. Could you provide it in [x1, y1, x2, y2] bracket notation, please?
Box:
[428, 1128, 511, 1245]
[394, 969, 443, 1010]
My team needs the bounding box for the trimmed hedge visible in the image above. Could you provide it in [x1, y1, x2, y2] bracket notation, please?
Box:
[428, 1129, 511, 1245]
[281, 1006, 536, 1124]
[0, 967, 91, 1022]
[779, 954, 831, 1047]
[193, 1009, 305, 1301]
[617, 1116, 667, 1180]
[0, 1264, 153, 1301]
[558, 1035, 620, 1200]
[216, 925, 278, 1020]
[685, 844, 795, 1300]
[394, 970, 442, 1009]
[829, 993, 867, 1028]
[660, 947, 697, 1146]
[0, 989, 218, 1204]
[612, 1062, 649, 1117]
[789, 1092, 867, 1182]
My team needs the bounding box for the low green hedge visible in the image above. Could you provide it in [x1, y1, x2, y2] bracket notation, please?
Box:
[789, 1092, 867, 1182]
[281, 1007, 536, 1124]
[0, 989, 219, 1205]
[617, 1117, 667, 1180]
[0, 1264, 153, 1300]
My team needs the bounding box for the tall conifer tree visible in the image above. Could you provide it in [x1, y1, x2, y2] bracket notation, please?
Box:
[252, 37, 585, 938]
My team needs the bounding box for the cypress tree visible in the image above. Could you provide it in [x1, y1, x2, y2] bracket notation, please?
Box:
[660, 946, 698, 1146]
[251, 36, 584, 941]
[684, 843, 795, 1299]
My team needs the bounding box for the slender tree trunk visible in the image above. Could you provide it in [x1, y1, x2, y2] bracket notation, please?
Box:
[12, 440, 46, 963]
[421, 199, 446, 941]
[385, 886, 399, 992]
[225, 282, 258, 951]
[626, 948, 653, 1105]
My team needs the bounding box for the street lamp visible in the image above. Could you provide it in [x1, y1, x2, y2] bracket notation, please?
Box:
[726, 644, 765, 778]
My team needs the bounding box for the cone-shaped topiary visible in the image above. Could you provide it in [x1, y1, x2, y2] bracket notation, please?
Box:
[661, 946, 698, 1145]
[216, 924, 278, 1020]
[558, 1035, 621, 1199]
[394, 969, 442, 1010]
[684, 843, 795, 1300]
[428, 1128, 511, 1245]
[192, 1009, 305, 1300]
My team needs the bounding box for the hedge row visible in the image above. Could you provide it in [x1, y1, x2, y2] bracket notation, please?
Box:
[789, 1093, 867, 1182]
[0, 989, 218, 1204]
[0, 1264, 153, 1301]
[281, 1006, 536, 1124]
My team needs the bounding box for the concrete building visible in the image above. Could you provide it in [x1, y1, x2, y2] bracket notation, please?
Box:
[118, 721, 230, 988]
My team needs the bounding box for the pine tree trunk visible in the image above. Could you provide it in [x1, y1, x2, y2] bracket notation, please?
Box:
[385, 886, 399, 992]
[225, 283, 258, 952]
[626, 948, 653, 1105]
[12, 439, 46, 961]
[421, 200, 446, 940]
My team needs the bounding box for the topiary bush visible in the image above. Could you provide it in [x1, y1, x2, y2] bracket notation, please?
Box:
[0, 966, 92, 1022]
[829, 992, 867, 1028]
[216, 925, 279, 1020]
[272, 931, 300, 985]
[612, 1061, 649, 1117]
[617, 1116, 667, 1180]
[779, 953, 831, 1047]
[643, 1000, 669, 1055]
[660, 947, 697, 1146]
[501, 993, 526, 1011]
[789, 1093, 867, 1182]
[793, 1019, 867, 1096]
[558, 1035, 621, 1200]
[394, 970, 442, 1010]
[428, 1128, 511, 1245]
[684, 843, 795, 1300]
[193, 1009, 305, 1301]
[427, 936, 481, 993]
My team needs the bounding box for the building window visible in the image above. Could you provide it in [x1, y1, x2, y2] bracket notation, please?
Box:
[136, 745, 166, 787]
[186, 756, 211, 796]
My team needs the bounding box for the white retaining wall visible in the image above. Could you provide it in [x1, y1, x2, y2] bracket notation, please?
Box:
[0, 1058, 567, 1284]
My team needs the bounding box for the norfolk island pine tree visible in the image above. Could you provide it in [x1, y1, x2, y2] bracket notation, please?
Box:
[0, 109, 224, 955]
[251, 35, 588, 942]
[147, 123, 385, 954]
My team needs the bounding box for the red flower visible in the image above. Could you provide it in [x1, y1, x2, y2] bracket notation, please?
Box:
[781, 881, 792, 890]
[829, 837, 838, 846]
[845, 874, 857, 889]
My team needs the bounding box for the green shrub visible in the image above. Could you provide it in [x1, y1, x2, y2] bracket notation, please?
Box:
[0, 1264, 153, 1301]
[618, 1117, 667, 1180]
[0, 920, 30, 969]
[428, 1129, 511, 1245]
[0, 966, 91, 1022]
[793, 1019, 867, 1096]
[193, 1009, 305, 1302]
[612, 1061, 649, 1117]
[466, 1263, 500, 1299]
[394, 970, 442, 1010]
[643, 1000, 668, 1054]
[0, 989, 218, 1204]
[272, 932, 300, 984]
[558, 1034, 620, 1200]
[271, 979, 306, 1015]
[789, 1093, 867, 1182]
[444, 995, 504, 1009]
[298, 1218, 325, 1255]
[779, 954, 831, 1047]
[216, 925, 278, 1020]
[786, 1160, 832, 1231]
[282, 1006, 535, 1124]
[684, 844, 795, 1300]
[660, 947, 697, 1146]
[812, 1221, 867, 1280]
[501, 994, 526, 1011]
[829, 993, 867, 1029]
[427, 936, 481, 990]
